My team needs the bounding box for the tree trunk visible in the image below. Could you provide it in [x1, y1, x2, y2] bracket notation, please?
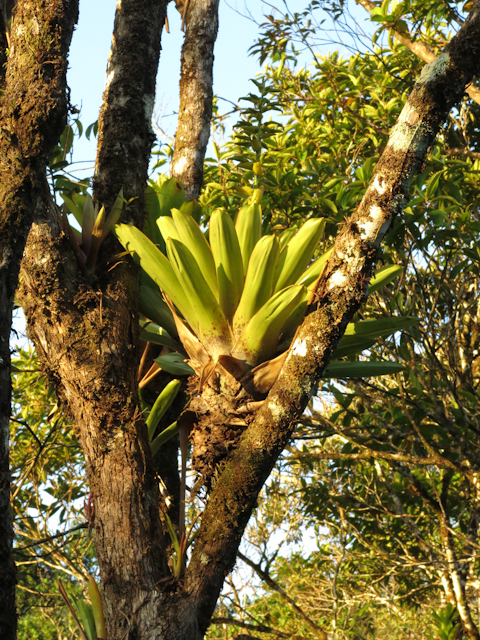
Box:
[15, 3, 480, 640]
[0, 2, 78, 638]
[18, 1, 171, 638]
[171, 0, 220, 200]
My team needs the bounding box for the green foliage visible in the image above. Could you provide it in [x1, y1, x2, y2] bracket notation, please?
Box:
[430, 605, 461, 640]
[203, 3, 480, 638]
[14, 0, 480, 636]
[11, 348, 92, 638]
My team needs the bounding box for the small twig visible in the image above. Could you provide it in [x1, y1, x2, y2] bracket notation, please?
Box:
[237, 551, 324, 632]
[15, 523, 87, 552]
[181, 0, 191, 31]
[443, 147, 480, 160]
[138, 341, 151, 381]
[139, 361, 161, 389]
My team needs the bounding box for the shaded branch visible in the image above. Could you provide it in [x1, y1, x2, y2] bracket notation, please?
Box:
[237, 551, 324, 633]
[444, 147, 480, 159]
[211, 617, 308, 639]
[14, 522, 87, 552]
[289, 449, 462, 469]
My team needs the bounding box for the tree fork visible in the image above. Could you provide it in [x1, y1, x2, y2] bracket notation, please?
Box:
[20, 1, 172, 639]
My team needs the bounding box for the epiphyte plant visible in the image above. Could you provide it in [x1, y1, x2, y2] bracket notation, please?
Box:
[114, 178, 413, 484]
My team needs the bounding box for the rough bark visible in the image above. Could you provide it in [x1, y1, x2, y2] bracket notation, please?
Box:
[14, 3, 480, 640]
[0, 1, 78, 638]
[183, 6, 480, 633]
[94, 0, 166, 218]
[19, 2, 170, 639]
[171, 0, 220, 200]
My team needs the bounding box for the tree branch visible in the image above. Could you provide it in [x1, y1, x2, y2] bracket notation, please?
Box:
[171, 0, 220, 200]
[211, 617, 308, 639]
[237, 551, 324, 633]
[185, 4, 480, 633]
[444, 147, 480, 159]
[289, 449, 462, 469]
[14, 522, 87, 552]
[355, 0, 480, 105]
[94, 0, 167, 221]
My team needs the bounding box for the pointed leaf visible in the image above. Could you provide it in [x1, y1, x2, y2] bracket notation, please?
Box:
[146, 379, 182, 440]
[166, 238, 232, 356]
[171, 208, 218, 298]
[113, 224, 191, 321]
[155, 352, 195, 376]
[233, 285, 306, 367]
[322, 361, 405, 378]
[274, 218, 326, 292]
[369, 264, 403, 294]
[151, 421, 179, 456]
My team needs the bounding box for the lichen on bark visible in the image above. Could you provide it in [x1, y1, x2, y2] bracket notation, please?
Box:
[0, 2, 78, 638]
[171, 0, 220, 201]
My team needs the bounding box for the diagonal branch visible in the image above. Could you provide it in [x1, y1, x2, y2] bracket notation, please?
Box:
[185, 3, 480, 634]
[211, 616, 309, 639]
[355, 0, 480, 105]
[237, 551, 324, 632]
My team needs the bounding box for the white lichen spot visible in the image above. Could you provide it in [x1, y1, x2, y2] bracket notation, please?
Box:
[105, 65, 115, 91]
[172, 155, 188, 175]
[371, 174, 387, 195]
[200, 553, 209, 565]
[388, 103, 418, 152]
[292, 338, 307, 357]
[268, 400, 285, 421]
[419, 52, 449, 84]
[357, 204, 384, 241]
[144, 94, 155, 123]
[328, 270, 348, 291]
[105, 35, 118, 91]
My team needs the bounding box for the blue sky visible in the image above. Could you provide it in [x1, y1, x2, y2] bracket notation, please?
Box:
[67, 1, 275, 168]
[65, 0, 374, 172]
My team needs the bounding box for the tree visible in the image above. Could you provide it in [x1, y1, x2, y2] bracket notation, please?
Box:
[0, 2, 79, 637]
[295, 204, 480, 637]
[2, 2, 480, 640]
